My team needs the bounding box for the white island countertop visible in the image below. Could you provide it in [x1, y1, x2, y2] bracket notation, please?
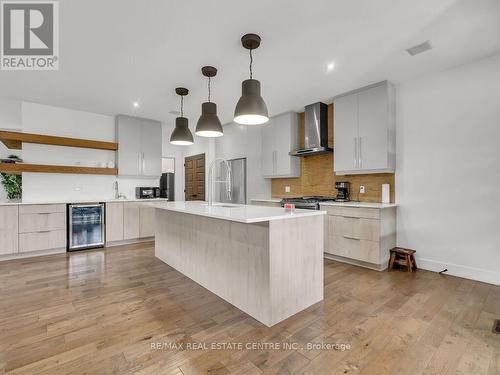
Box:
[143, 200, 325, 224]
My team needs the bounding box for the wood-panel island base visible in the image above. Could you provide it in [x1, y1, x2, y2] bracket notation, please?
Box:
[154, 208, 324, 327]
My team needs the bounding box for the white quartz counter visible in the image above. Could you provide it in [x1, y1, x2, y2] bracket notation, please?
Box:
[143, 200, 325, 224]
[0, 198, 170, 206]
[319, 201, 397, 209]
[250, 198, 282, 203]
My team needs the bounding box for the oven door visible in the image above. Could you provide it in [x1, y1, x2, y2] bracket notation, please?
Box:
[68, 203, 105, 251]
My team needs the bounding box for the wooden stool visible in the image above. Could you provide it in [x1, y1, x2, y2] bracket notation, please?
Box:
[388, 247, 417, 272]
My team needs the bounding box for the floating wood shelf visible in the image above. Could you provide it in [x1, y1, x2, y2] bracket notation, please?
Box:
[0, 163, 118, 175]
[0, 131, 118, 151]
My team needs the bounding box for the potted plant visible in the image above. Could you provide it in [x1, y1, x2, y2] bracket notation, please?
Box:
[1, 154, 22, 200]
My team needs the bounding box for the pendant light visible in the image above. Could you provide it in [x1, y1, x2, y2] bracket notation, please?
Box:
[234, 33, 269, 125]
[196, 66, 223, 137]
[170, 87, 194, 146]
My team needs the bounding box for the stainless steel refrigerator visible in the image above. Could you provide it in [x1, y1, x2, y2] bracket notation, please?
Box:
[159, 172, 175, 200]
[217, 158, 247, 204]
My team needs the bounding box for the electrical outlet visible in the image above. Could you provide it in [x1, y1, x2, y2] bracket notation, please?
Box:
[359, 185, 365, 194]
[285, 186, 291, 193]
[74, 187, 82, 191]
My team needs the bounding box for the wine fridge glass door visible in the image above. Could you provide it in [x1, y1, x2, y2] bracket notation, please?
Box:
[68, 203, 105, 251]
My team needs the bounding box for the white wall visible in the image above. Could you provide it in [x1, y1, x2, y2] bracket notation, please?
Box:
[21, 102, 158, 202]
[396, 53, 500, 285]
[0, 99, 22, 200]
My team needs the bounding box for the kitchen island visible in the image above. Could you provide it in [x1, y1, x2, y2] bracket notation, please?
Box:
[143, 201, 325, 327]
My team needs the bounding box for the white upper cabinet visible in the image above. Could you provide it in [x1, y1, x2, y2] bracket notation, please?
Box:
[116, 115, 162, 177]
[261, 112, 301, 178]
[333, 81, 395, 175]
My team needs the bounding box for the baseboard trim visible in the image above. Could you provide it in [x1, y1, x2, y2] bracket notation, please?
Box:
[0, 248, 66, 262]
[418, 257, 500, 286]
[324, 253, 387, 271]
[105, 237, 154, 247]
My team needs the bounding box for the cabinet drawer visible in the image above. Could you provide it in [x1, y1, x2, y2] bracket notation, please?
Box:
[326, 215, 379, 241]
[322, 206, 380, 219]
[19, 204, 66, 214]
[19, 230, 66, 253]
[19, 212, 66, 233]
[342, 238, 380, 264]
[341, 217, 380, 242]
[325, 215, 343, 237]
[325, 235, 380, 264]
[325, 235, 344, 256]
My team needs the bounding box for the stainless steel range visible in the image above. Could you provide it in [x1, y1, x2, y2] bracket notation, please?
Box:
[280, 196, 337, 210]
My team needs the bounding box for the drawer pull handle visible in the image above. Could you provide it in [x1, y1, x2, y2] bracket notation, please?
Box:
[343, 235, 360, 240]
[38, 230, 52, 233]
[342, 216, 361, 219]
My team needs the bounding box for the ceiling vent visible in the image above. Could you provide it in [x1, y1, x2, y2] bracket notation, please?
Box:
[406, 41, 432, 56]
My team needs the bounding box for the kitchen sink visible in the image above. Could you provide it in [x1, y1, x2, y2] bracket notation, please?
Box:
[203, 203, 243, 208]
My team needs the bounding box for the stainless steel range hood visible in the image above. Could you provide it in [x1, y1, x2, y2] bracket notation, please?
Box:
[289, 102, 333, 157]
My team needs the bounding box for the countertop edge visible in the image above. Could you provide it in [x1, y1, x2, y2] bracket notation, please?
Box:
[144, 202, 326, 224]
[319, 202, 397, 209]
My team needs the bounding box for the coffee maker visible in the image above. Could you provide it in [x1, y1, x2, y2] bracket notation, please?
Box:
[335, 181, 350, 202]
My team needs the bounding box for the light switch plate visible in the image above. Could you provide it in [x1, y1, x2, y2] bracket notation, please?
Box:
[285, 186, 291, 193]
[359, 185, 365, 194]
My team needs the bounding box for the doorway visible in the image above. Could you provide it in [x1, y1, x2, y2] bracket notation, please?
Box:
[184, 153, 205, 201]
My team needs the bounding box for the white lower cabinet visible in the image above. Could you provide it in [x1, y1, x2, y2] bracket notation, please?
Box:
[321, 205, 396, 270]
[19, 230, 66, 253]
[0, 206, 19, 255]
[106, 202, 124, 242]
[123, 203, 140, 240]
[105, 202, 155, 244]
[18, 204, 67, 253]
[139, 207, 155, 238]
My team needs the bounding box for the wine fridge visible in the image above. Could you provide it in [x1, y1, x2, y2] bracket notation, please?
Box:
[67, 203, 105, 251]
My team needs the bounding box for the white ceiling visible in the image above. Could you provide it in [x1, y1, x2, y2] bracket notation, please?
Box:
[1, 0, 499, 125]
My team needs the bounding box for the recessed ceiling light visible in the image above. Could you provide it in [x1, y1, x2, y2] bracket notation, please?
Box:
[327, 62, 335, 71]
[132, 101, 139, 108]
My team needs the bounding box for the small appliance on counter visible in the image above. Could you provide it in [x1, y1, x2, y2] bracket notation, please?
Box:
[135, 187, 160, 199]
[335, 181, 350, 202]
[280, 196, 337, 210]
[67, 203, 105, 251]
[159, 172, 175, 200]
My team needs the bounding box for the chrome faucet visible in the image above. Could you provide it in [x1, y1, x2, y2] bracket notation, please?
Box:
[113, 180, 126, 200]
[207, 158, 232, 206]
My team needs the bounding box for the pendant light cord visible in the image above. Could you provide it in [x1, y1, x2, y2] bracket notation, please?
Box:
[180, 95, 184, 117]
[249, 49, 253, 79]
[208, 76, 211, 102]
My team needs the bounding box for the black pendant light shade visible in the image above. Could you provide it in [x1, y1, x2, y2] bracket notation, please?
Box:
[234, 79, 268, 125]
[170, 116, 194, 145]
[234, 34, 269, 125]
[196, 66, 223, 137]
[196, 102, 223, 137]
[170, 87, 194, 145]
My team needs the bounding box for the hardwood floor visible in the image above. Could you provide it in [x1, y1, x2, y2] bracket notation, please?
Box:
[0, 242, 499, 374]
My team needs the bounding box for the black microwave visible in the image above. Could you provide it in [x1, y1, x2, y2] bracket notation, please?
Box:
[135, 187, 159, 199]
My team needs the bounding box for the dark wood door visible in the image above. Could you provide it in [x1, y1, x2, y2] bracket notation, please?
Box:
[184, 153, 205, 201]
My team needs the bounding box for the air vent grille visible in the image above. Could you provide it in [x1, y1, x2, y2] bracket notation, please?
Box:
[406, 41, 432, 56]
